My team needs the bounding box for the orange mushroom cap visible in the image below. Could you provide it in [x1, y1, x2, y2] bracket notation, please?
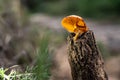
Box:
[61, 15, 88, 34]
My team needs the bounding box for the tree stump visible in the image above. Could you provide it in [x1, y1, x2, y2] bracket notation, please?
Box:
[67, 30, 108, 80]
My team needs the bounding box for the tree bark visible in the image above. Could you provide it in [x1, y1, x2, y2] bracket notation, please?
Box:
[67, 30, 108, 80]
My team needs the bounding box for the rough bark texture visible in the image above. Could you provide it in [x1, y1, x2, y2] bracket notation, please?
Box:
[67, 30, 108, 80]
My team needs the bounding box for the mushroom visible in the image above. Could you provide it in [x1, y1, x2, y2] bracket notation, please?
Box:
[61, 15, 89, 40]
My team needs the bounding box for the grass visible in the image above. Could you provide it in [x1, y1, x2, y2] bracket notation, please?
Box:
[0, 66, 35, 80]
[0, 32, 52, 80]
[33, 34, 52, 80]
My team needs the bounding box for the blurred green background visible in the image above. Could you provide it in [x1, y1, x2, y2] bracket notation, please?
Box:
[25, 0, 120, 18]
[0, 0, 120, 80]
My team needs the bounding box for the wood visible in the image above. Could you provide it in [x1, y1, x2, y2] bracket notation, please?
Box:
[67, 30, 108, 80]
